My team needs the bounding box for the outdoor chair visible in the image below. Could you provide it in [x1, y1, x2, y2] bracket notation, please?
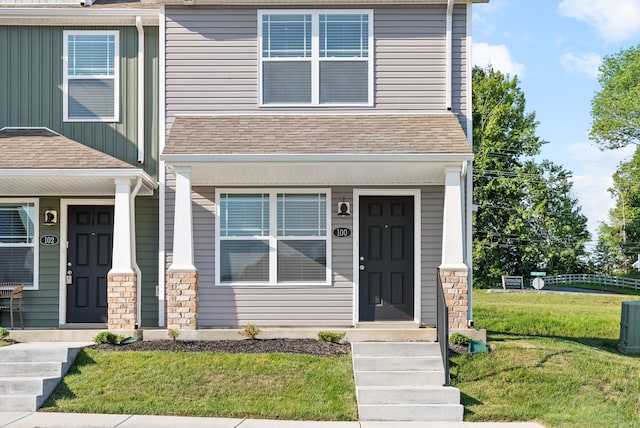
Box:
[0, 282, 24, 329]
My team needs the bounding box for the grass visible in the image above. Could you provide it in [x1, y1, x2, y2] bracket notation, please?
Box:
[42, 350, 357, 421]
[452, 291, 640, 427]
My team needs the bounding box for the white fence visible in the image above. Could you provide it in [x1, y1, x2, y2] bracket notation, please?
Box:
[531, 274, 640, 291]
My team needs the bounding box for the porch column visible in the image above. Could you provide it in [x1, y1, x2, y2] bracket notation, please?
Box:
[440, 167, 469, 329]
[167, 166, 198, 330]
[108, 178, 138, 330]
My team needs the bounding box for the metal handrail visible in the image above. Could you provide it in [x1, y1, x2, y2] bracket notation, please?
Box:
[436, 269, 450, 386]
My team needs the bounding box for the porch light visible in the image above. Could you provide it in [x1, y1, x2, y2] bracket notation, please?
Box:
[43, 210, 57, 225]
[337, 202, 350, 217]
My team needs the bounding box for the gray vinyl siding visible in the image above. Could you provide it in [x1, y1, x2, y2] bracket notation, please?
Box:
[164, 178, 444, 326]
[0, 25, 160, 178]
[165, 5, 468, 122]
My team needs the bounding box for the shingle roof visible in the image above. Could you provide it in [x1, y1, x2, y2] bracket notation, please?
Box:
[0, 128, 136, 169]
[164, 114, 471, 156]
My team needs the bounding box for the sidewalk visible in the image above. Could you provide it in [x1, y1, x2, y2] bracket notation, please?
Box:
[0, 412, 545, 428]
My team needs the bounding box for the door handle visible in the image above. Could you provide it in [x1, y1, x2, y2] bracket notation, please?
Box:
[66, 270, 73, 285]
[359, 265, 365, 271]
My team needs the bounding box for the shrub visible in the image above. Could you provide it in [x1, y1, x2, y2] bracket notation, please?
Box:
[317, 331, 346, 343]
[449, 332, 471, 346]
[240, 323, 262, 339]
[0, 327, 9, 340]
[168, 328, 180, 342]
[93, 331, 123, 345]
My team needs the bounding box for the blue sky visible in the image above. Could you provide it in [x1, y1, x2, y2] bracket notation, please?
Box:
[472, 0, 640, 245]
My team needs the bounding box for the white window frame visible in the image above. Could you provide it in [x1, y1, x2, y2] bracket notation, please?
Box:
[63, 30, 120, 122]
[215, 188, 332, 286]
[0, 198, 39, 290]
[258, 9, 374, 107]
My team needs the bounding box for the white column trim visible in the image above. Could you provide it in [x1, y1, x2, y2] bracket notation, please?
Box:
[169, 166, 196, 271]
[110, 178, 135, 275]
[441, 167, 467, 270]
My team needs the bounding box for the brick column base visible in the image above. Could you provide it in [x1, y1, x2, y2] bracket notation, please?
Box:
[107, 273, 138, 330]
[439, 268, 469, 330]
[167, 269, 198, 330]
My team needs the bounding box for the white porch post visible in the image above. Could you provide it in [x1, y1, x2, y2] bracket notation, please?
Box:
[167, 166, 199, 329]
[111, 179, 134, 274]
[108, 178, 138, 330]
[440, 166, 469, 330]
[442, 167, 466, 269]
[171, 166, 195, 270]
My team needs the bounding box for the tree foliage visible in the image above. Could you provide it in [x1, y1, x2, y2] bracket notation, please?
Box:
[590, 45, 640, 149]
[473, 66, 591, 288]
[593, 147, 640, 273]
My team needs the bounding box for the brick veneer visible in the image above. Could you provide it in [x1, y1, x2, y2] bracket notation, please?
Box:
[107, 273, 137, 330]
[166, 269, 198, 330]
[439, 268, 469, 330]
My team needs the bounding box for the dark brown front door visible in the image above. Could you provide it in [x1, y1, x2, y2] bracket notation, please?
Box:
[359, 196, 414, 321]
[66, 205, 113, 323]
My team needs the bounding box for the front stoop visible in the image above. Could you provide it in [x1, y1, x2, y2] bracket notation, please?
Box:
[352, 342, 463, 422]
[0, 343, 88, 412]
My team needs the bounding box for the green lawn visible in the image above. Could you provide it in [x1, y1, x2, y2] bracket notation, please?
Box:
[452, 291, 640, 427]
[42, 350, 357, 421]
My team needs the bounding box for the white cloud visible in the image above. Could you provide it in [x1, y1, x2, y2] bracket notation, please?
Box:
[561, 52, 602, 78]
[473, 43, 526, 78]
[559, 0, 640, 42]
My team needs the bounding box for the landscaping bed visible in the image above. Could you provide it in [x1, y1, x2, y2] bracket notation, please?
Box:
[92, 338, 350, 357]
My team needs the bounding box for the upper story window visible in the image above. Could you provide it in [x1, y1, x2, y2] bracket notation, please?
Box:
[259, 10, 373, 107]
[0, 200, 38, 290]
[63, 31, 119, 122]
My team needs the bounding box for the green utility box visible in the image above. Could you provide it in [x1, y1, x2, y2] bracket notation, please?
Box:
[619, 301, 640, 355]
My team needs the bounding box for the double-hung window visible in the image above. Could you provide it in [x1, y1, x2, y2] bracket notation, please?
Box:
[0, 200, 38, 289]
[259, 10, 373, 106]
[63, 31, 119, 122]
[216, 190, 331, 285]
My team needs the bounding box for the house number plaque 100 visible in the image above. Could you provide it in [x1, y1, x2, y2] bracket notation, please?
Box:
[40, 235, 59, 246]
[333, 227, 352, 238]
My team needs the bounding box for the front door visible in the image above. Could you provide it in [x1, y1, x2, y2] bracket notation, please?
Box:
[359, 196, 414, 321]
[66, 205, 113, 323]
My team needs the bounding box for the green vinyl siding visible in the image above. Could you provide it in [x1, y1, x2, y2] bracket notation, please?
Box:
[0, 25, 159, 178]
[136, 194, 159, 327]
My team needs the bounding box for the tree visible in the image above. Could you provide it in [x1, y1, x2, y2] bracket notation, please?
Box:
[595, 147, 640, 272]
[590, 45, 640, 149]
[473, 66, 591, 288]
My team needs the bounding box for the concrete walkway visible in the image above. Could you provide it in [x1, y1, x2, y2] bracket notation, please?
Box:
[0, 412, 546, 428]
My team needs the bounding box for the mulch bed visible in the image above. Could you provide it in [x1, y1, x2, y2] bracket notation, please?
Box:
[91, 338, 351, 358]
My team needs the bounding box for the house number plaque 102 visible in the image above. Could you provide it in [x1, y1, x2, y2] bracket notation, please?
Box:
[40, 235, 59, 246]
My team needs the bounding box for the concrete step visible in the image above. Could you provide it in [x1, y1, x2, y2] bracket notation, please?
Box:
[0, 394, 40, 412]
[353, 355, 443, 371]
[0, 346, 73, 363]
[0, 376, 59, 395]
[352, 342, 441, 357]
[358, 403, 464, 421]
[0, 362, 64, 377]
[357, 385, 460, 405]
[354, 369, 446, 386]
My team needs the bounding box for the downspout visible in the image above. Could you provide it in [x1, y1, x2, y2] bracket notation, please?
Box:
[130, 176, 143, 327]
[446, 0, 454, 110]
[136, 16, 145, 164]
[466, 2, 474, 327]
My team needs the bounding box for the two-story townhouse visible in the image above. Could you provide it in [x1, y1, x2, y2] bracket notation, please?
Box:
[160, 0, 487, 332]
[0, 0, 160, 331]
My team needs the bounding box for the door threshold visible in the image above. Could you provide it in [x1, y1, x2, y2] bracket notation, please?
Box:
[355, 321, 420, 329]
[60, 323, 107, 329]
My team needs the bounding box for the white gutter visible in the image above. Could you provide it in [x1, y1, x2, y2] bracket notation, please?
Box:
[129, 176, 143, 327]
[161, 153, 475, 163]
[446, 0, 454, 110]
[136, 16, 145, 165]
